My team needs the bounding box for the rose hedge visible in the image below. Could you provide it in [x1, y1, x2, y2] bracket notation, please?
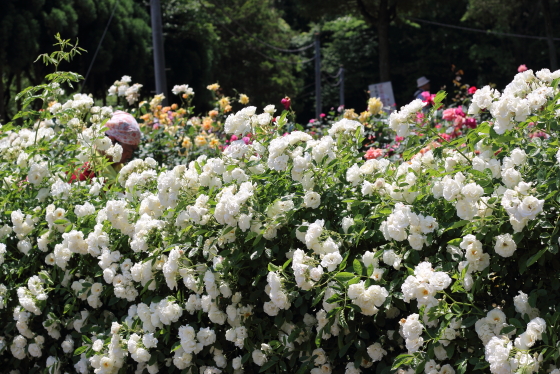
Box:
[2, 64, 560, 374]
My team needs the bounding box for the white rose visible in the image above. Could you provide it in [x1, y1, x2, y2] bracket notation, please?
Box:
[494, 233, 517, 257]
[304, 191, 321, 209]
[92, 339, 104, 352]
[320, 251, 343, 272]
[252, 349, 267, 366]
[510, 148, 527, 165]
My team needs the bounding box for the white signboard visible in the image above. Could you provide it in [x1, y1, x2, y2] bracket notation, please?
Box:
[368, 81, 396, 111]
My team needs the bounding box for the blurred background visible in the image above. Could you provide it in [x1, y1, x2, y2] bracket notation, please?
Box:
[0, 0, 558, 123]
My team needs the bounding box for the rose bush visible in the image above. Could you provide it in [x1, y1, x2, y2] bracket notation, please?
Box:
[2, 41, 560, 374]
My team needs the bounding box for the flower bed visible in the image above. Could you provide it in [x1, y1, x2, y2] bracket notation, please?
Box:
[2, 56, 560, 374]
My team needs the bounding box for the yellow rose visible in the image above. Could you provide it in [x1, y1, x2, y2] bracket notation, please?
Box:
[219, 97, 230, 109]
[239, 94, 250, 105]
[367, 97, 383, 115]
[343, 109, 358, 120]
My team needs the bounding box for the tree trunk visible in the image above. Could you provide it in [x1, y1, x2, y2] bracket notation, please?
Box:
[377, 0, 391, 82]
[541, 0, 558, 70]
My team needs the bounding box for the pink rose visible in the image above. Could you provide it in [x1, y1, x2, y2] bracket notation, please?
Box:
[454, 117, 465, 128]
[518, 64, 528, 72]
[442, 108, 456, 121]
[364, 148, 384, 160]
[468, 86, 477, 94]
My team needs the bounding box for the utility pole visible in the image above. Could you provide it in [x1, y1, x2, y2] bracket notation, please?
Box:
[339, 66, 345, 108]
[314, 32, 321, 120]
[150, 0, 168, 105]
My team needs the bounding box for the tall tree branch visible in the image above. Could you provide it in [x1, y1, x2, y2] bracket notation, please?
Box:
[356, 0, 378, 27]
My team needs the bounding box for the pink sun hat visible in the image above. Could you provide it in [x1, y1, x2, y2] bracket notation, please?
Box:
[104, 110, 141, 146]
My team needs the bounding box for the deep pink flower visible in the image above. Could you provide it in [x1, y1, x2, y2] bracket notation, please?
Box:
[465, 117, 477, 129]
[281, 97, 291, 110]
[395, 136, 404, 142]
[309, 119, 315, 124]
[454, 108, 465, 117]
[518, 64, 528, 72]
[242, 137, 250, 144]
[320, 113, 326, 118]
[420, 91, 436, 105]
[230, 135, 238, 141]
[468, 86, 477, 94]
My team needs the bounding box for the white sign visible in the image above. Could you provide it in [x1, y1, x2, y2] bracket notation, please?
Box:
[368, 81, 396, 111]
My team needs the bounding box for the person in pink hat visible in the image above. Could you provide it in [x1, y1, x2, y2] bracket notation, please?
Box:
[104, 110, 142, 166]
[69, 111, 141, 182]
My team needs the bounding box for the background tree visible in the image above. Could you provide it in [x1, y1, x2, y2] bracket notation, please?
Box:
[0, 0, 151, 121]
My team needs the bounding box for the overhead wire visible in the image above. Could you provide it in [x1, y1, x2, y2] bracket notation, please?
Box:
[407, 17, 560, 41]
[81, 0, 120, 92]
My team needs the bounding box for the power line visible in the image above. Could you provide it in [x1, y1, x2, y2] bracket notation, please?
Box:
[81, 0, 120, 92]
[408, 17, 560, 41]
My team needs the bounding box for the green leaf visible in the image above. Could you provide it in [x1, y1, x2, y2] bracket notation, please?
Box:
[462, 316, 478, 328]
[312, 289, 326, 307]
[527, 248, 547, 267]
[434, 90, 447, 104]
[473, 362, 489, 371]
[54, 219, 68, 224]
[444, 220, 469, 232]
[325, 293, 341, 304]
[335, 272, 355, 283]
[391, 354, 414, 370]
[367, 264, 374, 277]
[63, 303, 73, 315]
[74, 345, 88, 356]
[500, 325, 516, 334]
[338, 251, 350, 271]
[447, 238, 462, 246]
[509, 318, 524, 329]
[259, 359, 277, 373]
[353, 259, 363, 275]
[457, 359, 467, 374]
